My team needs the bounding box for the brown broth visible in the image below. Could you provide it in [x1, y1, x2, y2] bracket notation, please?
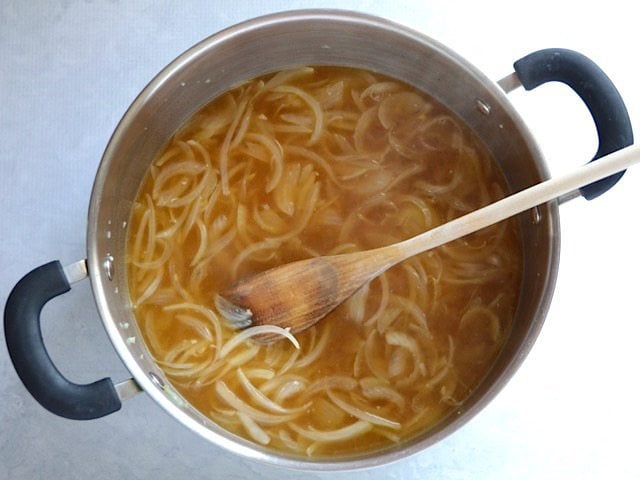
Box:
[127, 66, 522, 458]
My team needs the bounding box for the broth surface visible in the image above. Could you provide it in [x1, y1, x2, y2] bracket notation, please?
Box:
[127, 66, 522, 457]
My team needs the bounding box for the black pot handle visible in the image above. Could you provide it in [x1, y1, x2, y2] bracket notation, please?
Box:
[4, 260, 121, 420]
[513, 48, 634, 200]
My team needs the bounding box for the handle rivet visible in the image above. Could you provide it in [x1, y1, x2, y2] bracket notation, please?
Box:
[531, 207, 542, 224]
[475, 98, 491, 115]
[149, 372, 165, 389]
[103, 254, 115, 281]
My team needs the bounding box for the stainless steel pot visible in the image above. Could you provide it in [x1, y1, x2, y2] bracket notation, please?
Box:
[4, 9, 633, 471]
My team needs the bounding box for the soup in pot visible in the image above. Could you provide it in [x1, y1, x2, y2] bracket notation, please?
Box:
[127, 66, 522, 458]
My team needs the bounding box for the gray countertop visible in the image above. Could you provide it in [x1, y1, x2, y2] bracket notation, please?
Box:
[2, 1, 639, 479]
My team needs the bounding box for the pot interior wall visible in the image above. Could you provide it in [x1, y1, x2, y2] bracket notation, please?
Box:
[87, 11, 558, 467]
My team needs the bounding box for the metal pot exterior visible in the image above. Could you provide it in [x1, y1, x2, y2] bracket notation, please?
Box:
[87, 10, 559, 470]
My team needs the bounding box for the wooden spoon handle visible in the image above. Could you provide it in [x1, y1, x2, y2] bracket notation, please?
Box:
[383, 144, 640, 263]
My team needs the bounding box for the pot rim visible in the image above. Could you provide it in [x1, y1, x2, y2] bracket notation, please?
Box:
[87, 8, 560, 471]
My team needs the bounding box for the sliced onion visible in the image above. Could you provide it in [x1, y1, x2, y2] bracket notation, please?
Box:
[277, 348, 300, 375]
[259, 374, 308, 396]
[143, 195, 156, 265]
[327, 390, 401, 430]
[274, 379, 307, 404]
[171, 263, 193, 303]
[245, 133, 284, 193]
[158, 165, 213, 208]
[373, 428, 401, 443]
[191, 228, 236, 281]
[186, 139, 212, 166]
[382, 163, 425, 194]
[378, 91, 427, 129]
[130, 208, 150, 265]
[284, 145, 339, 185]
[229, 238, 281, 280]
[236, 368, 310, 415]
[220, 92, 251, 195]
[243, 368, 275, 381]
[301, 376, 358, 400]
[238, 412, 271, 445]
[208, 408, 241, 428]
[194, 93, 236, 140]
[162, 338, 209, 364]
[279, 113, 313, 128]
[386, 331, 427, 388]
[387, 347, 409, 378]
[359, 377, 405, 409]
[215, 381, 302, 425]
[174, 314, 213, 341]
[306, 442, 322, 457]
[273, 85, 324, 145]
[269, 181, 320, 244]
[152, 160, 205, 202]
[228, 344, 259, 367]
[365, 273, 390, 329]
[273, 124, 312, 134]
[290, 420, 372, 442]
[273, 162, 300, 216]
[192, 360, 227, 387]
[278, 429, 304, 452]
[346, 281, 370, 323]
[360, 81, 402, 103]
[423, 363, 451, 391]
[132, 238, 172, 270]
[354, 106, 387, 155]
[375, 306, 402, 336]
[316, 80, 344, 109]
[163, 303, 223, 360]
[230, 103, 253, 148]
[413, 172, 463, 196]
[353, 346, 365, 378]
[364, 330, 387, 380]
[391, 295, 430, 335]
[350, 88, 366, 112]
[219, 325, 300, 358]
[133, 268, 163, 307]
[459, 305, 501, 343]
[189, 218, 208, 267]
[385, 330, 426, 375]
[262, 67, 314, 91]
[155, 202, 190, 240]
[294, 324, 331, 369]
[252, 203, 288, 234]
[154, 143, 182, 168]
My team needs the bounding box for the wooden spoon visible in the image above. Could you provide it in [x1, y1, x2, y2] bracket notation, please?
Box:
[215, 145, 639, 340]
